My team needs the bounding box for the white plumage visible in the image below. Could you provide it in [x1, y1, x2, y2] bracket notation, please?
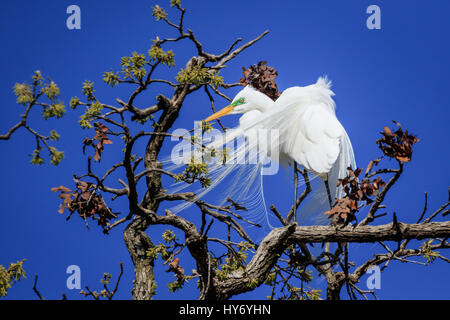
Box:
[272, 78, 356, 201]
[169, 77, 356, 226]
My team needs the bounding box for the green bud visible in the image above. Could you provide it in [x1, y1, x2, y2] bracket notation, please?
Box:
[152, 5, 167, 21]
[79, 115, 93, 129]
[30, 147, 44, 165]
[49, 147, 64, 165]
[32, 70, 43, 84]
[70, 97, 80, 109]
[49, 130, 60, 141]
[82, 81, 96, 101]
[162, 230, 176, 243]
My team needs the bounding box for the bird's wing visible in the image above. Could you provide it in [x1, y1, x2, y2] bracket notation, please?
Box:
[274, 86, 344, 175]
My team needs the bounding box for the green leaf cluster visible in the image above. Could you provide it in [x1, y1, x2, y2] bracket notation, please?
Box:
[40, 80, 66, 120]
[70, 96, 81, 109]
[12, 71, 65, 165]
[78, 102, 103, 129]
[264, 272, 276, 286]
[49, 130, 60, 141]
[121, 52, 147, 81]
[304, 288, 322, 300]
[14, 71, 64, 111]
[297, 268, 313, 282]
[0, 259, 26, 297]
[32, 70, 43, 83]
[162, 230, 176, 243]
[30, 147, 44, 165]
[216, 242, 252, 281]
[41, 81, 60, 100]
[174, 156, 211, 188]
[42, 102, 66, 120]
[13, 83, 33, 105]
[49, 147, 64, 166]
[168, 279, 185, 292]
[176, 66, 224, 88]
[82, 81, 96, 101]
[100, 273, 112, 285]
[152, 5, 167, 21]
[146, 243, 170, 261]
[148, 45, 175, 67]
[247, 278, 260, 289]
[420, 239, 440, 264]
[103, 70, 120, 87]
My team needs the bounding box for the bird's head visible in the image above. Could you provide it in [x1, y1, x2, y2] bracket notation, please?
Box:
[205, 86, 271, 122]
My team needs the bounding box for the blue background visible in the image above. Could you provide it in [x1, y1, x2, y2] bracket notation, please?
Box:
[0, 0, 449, 299]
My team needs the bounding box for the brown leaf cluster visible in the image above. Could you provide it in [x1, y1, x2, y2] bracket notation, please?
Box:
[238, 61, 281, 101]
[166, 257, 185, 281]
[325, 167, 385, 225]
[83, 122, 113, 162]
[51, 179, 117, 232]
[377, 121, 419, 163]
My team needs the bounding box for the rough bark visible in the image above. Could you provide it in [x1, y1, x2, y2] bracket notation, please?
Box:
[213, 224, 297, 300]
[203, 220, 450, 300]
[123, 216, 155, 300]
[326, 274, 345, 300]
[125, 57, 206, 300]
[289, 221, 450, 243]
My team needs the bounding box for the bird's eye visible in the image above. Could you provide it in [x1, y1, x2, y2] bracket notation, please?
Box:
[239, 98, 245, 103]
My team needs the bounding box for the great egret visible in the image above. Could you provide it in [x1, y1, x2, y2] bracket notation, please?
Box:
[204, 77, 356, 222]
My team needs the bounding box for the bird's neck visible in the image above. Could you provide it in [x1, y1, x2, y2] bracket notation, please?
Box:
[251, 93, 275, 113]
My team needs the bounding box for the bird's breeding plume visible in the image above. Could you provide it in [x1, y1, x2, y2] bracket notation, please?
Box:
[1, 1, 449, 301]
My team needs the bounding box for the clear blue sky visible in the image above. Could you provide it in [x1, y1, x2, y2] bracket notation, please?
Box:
[0, 0, 449, 300]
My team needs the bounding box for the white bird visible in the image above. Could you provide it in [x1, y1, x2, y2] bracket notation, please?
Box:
[203, 77, 356, 223]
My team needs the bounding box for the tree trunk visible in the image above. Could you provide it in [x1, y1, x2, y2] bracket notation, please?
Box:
[326, 283, 342, 300]
[123, 216, 156, 300]
[326, 273, 344, 300]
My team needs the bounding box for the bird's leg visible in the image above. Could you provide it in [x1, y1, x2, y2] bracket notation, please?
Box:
[324, 178, 333, 255]
[324, 179, 333, 209]
[293, 162, 298, 222]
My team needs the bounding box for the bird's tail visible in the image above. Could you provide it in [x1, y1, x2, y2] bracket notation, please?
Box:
[331, 128, 356, 200]
[297, 128, 356, 225]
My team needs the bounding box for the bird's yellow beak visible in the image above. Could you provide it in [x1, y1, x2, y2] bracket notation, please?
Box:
[204, 105, 234, 122]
